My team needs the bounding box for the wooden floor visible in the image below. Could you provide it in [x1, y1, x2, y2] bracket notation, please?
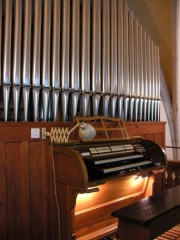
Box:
[155, 225, 180, 240]
[99, 225, 180, 240]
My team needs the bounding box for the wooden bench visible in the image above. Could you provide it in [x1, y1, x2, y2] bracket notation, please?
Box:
[112, 185, 180, 240]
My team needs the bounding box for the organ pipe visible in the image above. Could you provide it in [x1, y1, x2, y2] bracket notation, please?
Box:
[32, 0, 42, 121]
[123, 1, 130, 121]
[117, 0, 124, 119]
[110, 0, 118, 118]
[81, 0, 91, 117]
[92, 0, 101, 116]
[3, 0, 12, 121]
[71, 0, 80, 119]
[52, 0, 61, 121]
[22, 0, 32, 121]
[61, 0, 70, 121]
[102, 0, 110, 117]
[42, 0, 51, 121]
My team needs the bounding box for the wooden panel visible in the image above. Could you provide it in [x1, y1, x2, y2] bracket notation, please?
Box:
[126, 121, 165, 148]
[28, 141, 52, 240]
[75, 177, 149, 237]
[165, 160, 180, 188]
[6, 143, 27, 240]
[0, 143, 7, 240]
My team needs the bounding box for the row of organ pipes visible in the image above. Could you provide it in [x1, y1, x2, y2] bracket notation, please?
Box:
[0, 0, 161, 122]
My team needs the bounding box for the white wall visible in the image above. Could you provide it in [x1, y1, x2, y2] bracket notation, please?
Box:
[160, 102, 174, 160]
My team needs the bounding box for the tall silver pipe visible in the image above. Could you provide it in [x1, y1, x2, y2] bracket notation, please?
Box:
[156, 46, 161, 121]
[138, 25, 144, 121]
[12, 0, 22, 122]
[117, 0, 124, 118]
[154, 45, 157, 121]
[61, 0, 70, 121]
[42, 0, 51, 121]
[154, 44, 160, 121]
[22, 0, 32, 121]
[110, 0, 118, 118]
[134, 18, 140, 121]
[71, 0, 80, 120]
[2, 0, 12, 121]
[128, 11, 135, 121]
[147, 36, 152, 121]
[143, 31, 148, 121]
[81, 0, 91, 117]
[52, 0, 61, 121]
[92, 0, 101, 116]
[102, 0, 110, 116]
[123, 1, 130, 121]
[150, 41, 155, 121]
[32, 0, 42, 121]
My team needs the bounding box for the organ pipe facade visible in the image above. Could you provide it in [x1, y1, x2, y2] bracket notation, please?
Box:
[0, 0, 161, 122]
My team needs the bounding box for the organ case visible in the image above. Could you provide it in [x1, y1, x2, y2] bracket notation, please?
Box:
[52, 137, 166, 240]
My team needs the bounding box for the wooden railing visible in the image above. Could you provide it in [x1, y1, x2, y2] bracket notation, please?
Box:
[165, 160, 180, 189]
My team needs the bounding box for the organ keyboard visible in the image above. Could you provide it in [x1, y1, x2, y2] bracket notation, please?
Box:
[66, 138, 166, 183]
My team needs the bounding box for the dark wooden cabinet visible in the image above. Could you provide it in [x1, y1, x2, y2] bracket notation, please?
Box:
[0, 121, 166, 240]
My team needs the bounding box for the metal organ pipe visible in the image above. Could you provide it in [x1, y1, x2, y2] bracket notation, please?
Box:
[22, 0, 32, 122]
[128, 11, 135, 121]
[138, 25, 144, 121]
[32, 0, 42, 121]
[2, 0, 12, 121]
[143, 31, 148, 121]
[110, 0, 118, 118]
[156, 46, 161, 121]
[61, 0, 70, 121]
[147, 36, 152, 121]
[81, 0, 91, 118]
[102, 0, 110, 117]
[123, 1, 130, 121]
[71, 0, 80, 120]
[92, 0, 101, 116]
[52, 0, 61, 121]
[12, 0, 22, 122]
[134, 18, 140, 121]
[42, 0, 51, 121]
[0, 0, 161, 122]
[117, 0, 124, 119]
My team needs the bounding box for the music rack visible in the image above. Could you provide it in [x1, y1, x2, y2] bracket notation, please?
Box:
[74, 116, 130, 142]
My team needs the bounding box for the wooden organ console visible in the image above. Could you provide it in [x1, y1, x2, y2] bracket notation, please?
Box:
[51, 117, 167, 240]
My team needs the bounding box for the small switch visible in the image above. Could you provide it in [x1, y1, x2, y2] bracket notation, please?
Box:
[31, 128, 40, 138]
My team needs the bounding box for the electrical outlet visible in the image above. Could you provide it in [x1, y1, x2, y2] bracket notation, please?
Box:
[42, 128, 47, 139]
[31, 128, 40, 138]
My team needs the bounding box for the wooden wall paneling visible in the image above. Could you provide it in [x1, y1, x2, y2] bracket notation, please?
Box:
[42, 141, 53, 239]
[154, 133, 164, 148]
[20, 141, 30, 239]
[125, 122, 166, 148]
[0, 143, 7, 240]
[48, 143, 61, 240]
[28, 141, 52, 240]
[5, 142, 29, 240]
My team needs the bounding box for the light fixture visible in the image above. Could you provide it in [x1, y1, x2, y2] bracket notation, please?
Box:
[85, 187, 100, 193]
[44, 122, 96, 143]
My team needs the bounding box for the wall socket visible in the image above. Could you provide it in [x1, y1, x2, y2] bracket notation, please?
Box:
[31, 128, 40, 138]
[42, 128, 47, 139]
